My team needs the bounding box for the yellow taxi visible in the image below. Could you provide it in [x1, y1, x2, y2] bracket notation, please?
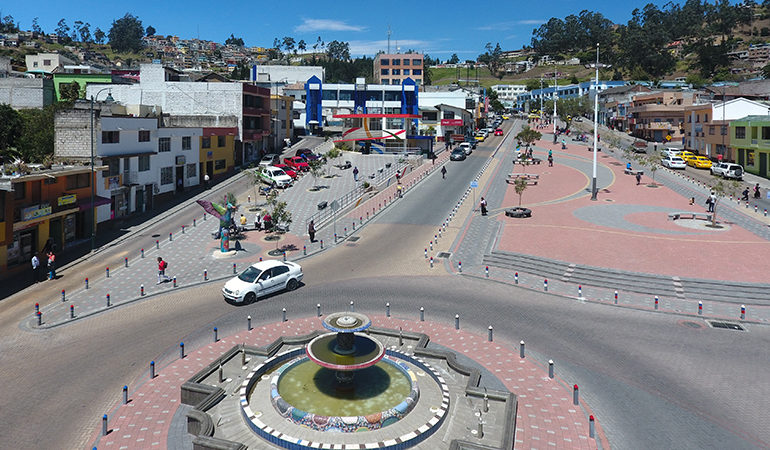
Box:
[475, 132, 486, 142]
[679, 151, 696, 163]
[502, 115, 510, 120]
[687, 155, 712, 169]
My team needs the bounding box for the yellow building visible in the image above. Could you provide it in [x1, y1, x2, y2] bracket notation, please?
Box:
[200, 127, 238, 180]
[270, 95, 294, 152]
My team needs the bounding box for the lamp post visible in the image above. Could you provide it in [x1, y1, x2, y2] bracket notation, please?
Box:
[539, 77, 543, 118]
[553, 71, 558, 144]
[90, 88, 113, 252]
[591, 43, 600, 201]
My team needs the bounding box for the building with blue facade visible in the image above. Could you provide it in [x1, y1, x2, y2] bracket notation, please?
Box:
[517, 81, 627, 112]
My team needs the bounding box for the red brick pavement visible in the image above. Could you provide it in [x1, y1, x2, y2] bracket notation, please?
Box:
[90, 315, 606, 449]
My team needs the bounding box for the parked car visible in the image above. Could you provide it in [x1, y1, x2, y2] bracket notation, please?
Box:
[459, 142, 472, 155]
[494, 128, 504, 136]
[283, 156, 310, 171]
[474, 132, 486, 142]
[661, 155, 687, 169]
[257, 166, 292, 188]
[679, 150, 696, 163]
[661, 148, 682, 159]
[222, 260, 303, 303]
[259, 154, 282, 167]
[710, 162, 744, 180]
[295, 148, 321, 161]
[687, 155, 713, 169]
[272, 163, 298, 179]
[450, 149, 467, 161]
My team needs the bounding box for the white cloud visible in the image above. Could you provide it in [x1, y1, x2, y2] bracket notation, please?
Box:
[517, 19, 544, 25]
[475, 19, 543, 31]
[294, 19, 364, 33]
[348, 39, 433, 56]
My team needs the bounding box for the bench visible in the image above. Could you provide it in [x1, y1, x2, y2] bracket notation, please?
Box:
[317, 201, 328, 210]
[506, 178, 538, 186]
[508, 173, 539, 180]
[624, 168, 644, 175]
[668, 212, 712, 221]
[514, 158, 542, 165]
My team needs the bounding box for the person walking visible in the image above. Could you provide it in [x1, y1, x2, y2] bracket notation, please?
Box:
[31, 253, 40, 283]
[441, 166, 447, 179]
[635, 172, 642, 185]
[254, 214, 262, 231]
[47, 251, 56, 280]
[754, 183, 761, 199]
[548, 154, 553, 167]
[353, 166, 359, 182]
[707, 191, 716, 213]
[157, 257, 171, 284]
[480, 197, 488, 216]
[308, 220, 316, 243]
[239, 213, 247, 231]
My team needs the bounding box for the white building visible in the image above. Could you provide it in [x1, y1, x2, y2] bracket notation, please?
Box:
[251, 65, 324, 84]
[491, 84, 527, 108]
[25, 52, 76, 74]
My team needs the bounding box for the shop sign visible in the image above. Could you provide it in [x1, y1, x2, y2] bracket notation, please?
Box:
[57, 194, 77, 206]
[106, 175, 121, 190]
[175, 155, 186, 165]
[21, 204, 52, 221]
[441, 119, 463, 126]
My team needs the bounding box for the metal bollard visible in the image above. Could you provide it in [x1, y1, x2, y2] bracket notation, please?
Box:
[141, 248, 144, 258]
[61, 289, 65, 302]
[386, 302, 391, 317]
[179, 342, 185, 359]
[282, 308, 287, 322]
[425, 248, 428, 259]
[218, 362, 224, 382]
[124, 257, 128, 268]
[435, 234, 438, 244]
[106, 267, 110, 278]
[193, 218, 196, 227]
[102, 414, 108, 436]
[106, 293, 111, 307]
[233, 263, 237, 274]
[35, 302, 39, 314]
[344, 227, 347, 236]
[173, 276, 177, 288]
[439, 229, 442, 238]
[334, 233, 338, 243]
[420, 306, 425, 321]
[320, 239, 324, 249]
[698, 301, 703, 315]
[520, 340, 525, 358]
[353, 221, 356, 230]
[203, 213, 206, 221]
[573, 384, 579, 405]
[484, 393, 489, 412]
[655, 296, 659, 310]
[150, 361, 155, 379]
[765, 209, 768, 217]
[589, 415, 596, 438]
[741, 304, 746, 320]
[213, 327, 218, 342]
[169, 232, 173, 241]
[122, 385, 128, 404]
[259, 257, 262, 262]
[430, 240, 433, 251]
[140, 284, 144, 296]
[182, 225, 185, 234]
[85, 278, 89, 289]
[430, 257, 434, 268]
[70, 304, 74, 319]
[488, 325, 493, 342]
[304, 245, 307, 256]
[317, 303, 321, 317]
[458, 261, 462, 273]
[36, 311, 42, 326]
[283, 251, 286, 262]
[156, 240, 159, 249]
[544, 279, 548, 291]
[455, 314, 460, 330]
[349, 301, 354, 312]
[485, 266, 489, 278]
[247, 315, 252, 331]
[514, 272, 518, 284]
[614, 290, 618, 304]
[204, 269, 208, 281]
[548, 360, 554, 378]
[578, 285, 582, 297]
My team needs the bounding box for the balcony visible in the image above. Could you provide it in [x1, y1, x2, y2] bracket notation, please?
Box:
[123, 171, 138, 186]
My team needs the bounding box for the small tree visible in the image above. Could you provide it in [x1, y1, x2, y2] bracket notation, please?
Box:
[516, 126, 542, 152]
[325, 147, 341, 175]
[710, 180, 727, 227]
[308, 159, 324, 190]
[270, 200, 292, 232]
[514, 177, 528, 206]
[246, 169, 261, 208]
[637, 154, 660, 185]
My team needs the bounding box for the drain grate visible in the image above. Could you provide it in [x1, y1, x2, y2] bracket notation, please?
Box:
[436, 252, 452, 259]
[348, 236, 360, 242]
[708, 321, 745, 331]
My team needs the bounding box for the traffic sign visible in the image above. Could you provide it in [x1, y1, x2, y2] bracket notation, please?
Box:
[470, 181, 479, 188]
[666, 135, 672, 141]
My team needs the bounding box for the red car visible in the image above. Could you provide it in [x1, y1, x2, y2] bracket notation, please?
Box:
[494, 128, 504, 136]
[273, 163, 298, 179]
[283, 156, 310, 171]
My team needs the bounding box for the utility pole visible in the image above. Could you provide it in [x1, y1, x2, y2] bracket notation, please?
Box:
[539, 77, 543, 116]
[553, 71, 558, 144]
[591, 43, 600, 201]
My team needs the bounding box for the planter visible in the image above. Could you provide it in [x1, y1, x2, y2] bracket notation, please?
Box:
[505, 207, 532, 218]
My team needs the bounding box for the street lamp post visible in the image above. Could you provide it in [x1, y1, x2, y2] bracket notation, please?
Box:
[539, 77, 543, 118]
[591, 43, 600, 201]
[552, 71, 558, 144]
[90, 88, 113, 252]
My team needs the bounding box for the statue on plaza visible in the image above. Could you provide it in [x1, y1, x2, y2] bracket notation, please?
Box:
[196, 199, 237, 252]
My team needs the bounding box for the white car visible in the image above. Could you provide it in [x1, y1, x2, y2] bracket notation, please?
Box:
[259, 154, 281, 167]
[222, 260, 303, 303]
[710, 162, 744, 180]
[661, 155, 686, 169]
[459, 142, 472, 155]
[257, 166, 292, 188]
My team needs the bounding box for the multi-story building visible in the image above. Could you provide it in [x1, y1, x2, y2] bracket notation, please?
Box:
[270, 95, 293, 151]
[85, 64, 271, 167]
[730, 116, 770, 178]
[25, 52, 76, 74]
[252, 65, 324, 84]
[683, 98, 770, 161]
[628, 91, 696, 143]
[199, 127, 238, 179]
[491, 84, 527, 109]
[597, 84, 652, 132]
[374, 53, 424, 85]
[418, 90, 476, 142]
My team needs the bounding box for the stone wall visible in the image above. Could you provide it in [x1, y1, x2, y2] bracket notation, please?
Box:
[54, 108, 94, 160]
[0, 77, 53, 109]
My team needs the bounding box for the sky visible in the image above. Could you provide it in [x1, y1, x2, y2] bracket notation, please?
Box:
[3, 1, 667, 60]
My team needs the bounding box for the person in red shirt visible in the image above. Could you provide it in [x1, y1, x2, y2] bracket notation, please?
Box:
[157, 257, 171, 284]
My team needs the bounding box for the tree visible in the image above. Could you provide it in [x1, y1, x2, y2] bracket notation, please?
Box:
[94, 28, 105, 44]
[269, 200, 292, 233]
[298, 39, 307, 53]
[31, 17, 42, 34]
[448, 53, 460, 64]
[108, 13, 145, 53]
[16, 105, 58, 163]
[325, 147, 341, 175]
[79, 22, 91, 43]
[59, 81, 81, 103]
[72, 21, 82, 42]
[478, 42, 503, 78]
[0, 15, 18, 33]
[0, 104, 23, 153]
[55, 19, 70, 42]
[514, 177, 528, 206]
[146, 25, 156, 36]
[516, 126, 542, 150]
[225, 34, 244, 46]
[282, 36, 296, 53]
[525, 79, 541, 92]
[308, 159, 325, 190]
[229, 61, 250, 80]
[326, 40, 350, 60]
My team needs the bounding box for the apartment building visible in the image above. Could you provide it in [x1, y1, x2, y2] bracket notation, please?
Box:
[374, 53, 424, 85]
[491, 84, 527, 108]
[731, 115, 770, 178]
[628, 91, 696, 144]
[25, 52, 76, 74]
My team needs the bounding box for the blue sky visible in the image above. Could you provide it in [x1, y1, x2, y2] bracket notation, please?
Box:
[4, 1, 659, 59]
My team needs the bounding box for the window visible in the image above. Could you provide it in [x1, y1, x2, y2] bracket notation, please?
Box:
[705, 114, 709, 122]
[186, 163, 196, 178]
[138, 130, 150, 142]
[202, 137, 211, 148]
[380, 58, 389, 65]
[366, 91, 383, 101]
[403, 59, 410, 66]
[422, 112, 438, 121]
[392, 79, 401, 85]
[160, 167, 173, 185]
[403, 69, 410, 75]
[412, 69, 422, 75]
[392, 69, 400, 75]
[412, 59, 421, 65]
[392, 59, 400, 65]
[138, 155, 150, 172]
[696, 115, 700, 123]
[182, 136, 191, 150]
[158, 137, 171, 152]
[102, 131, 120, 144]
[13, 182, 26, 200]
[43, 59, 51, 66]
[384, 91, 400, 101]
[104, 159, 120, 177]
[217, 136, 225, 147]
[322, 90, 338, 100]
[215, 159, 226, 170]
[442, 111, 456, 119]
[338, 90, 354, 101]
[735, 126, 746, 139]
[762, 127, 770, 140]
[381, 68, 389, 75]
[721, 125, 727, 136]
[281, 120, 286, 129]
[66, 173, 90, 189]
[709, 126, 715, 135]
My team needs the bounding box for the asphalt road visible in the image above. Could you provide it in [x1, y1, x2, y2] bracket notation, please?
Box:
[0, 122, 768, 449]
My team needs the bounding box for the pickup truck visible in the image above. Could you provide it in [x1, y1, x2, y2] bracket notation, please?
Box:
[257, 166, 292, 188]
[283, 156, 310, 171]
[710, 162, 744, 180]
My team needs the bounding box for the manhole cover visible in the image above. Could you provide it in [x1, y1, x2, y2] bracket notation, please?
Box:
[604, 199, 614, 202]
[152, 234, 160, 238]
[348, 236, 360, 242]
[708, 321, 745, 331]
[680, 321, 703, 329]
[436, 252, 452, 259]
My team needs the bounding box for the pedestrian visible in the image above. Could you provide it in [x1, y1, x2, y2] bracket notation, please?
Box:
[689, 197, 695, 205]
[263, 212, 272, 231]
[254, 214, 262, 231]
[548, 154, 553, 167]
[742, 187, 750, 201]
[397, 183, 403, 198]
[239, 213, 247, 231]
[353, 166, 359, 182]
[754, 183, 761, 199]
[308, 220, 316, 242]
[177, 177, 183, 192]
[204, 173, 210, 189]
[47, 251, 56, 280]
[635, 172, 642, 185]
[441, 166, 447, 179]
[31, 253, 40, 283]
[431, 152, 436, 165]
[707, 191, 716, 213]
[157, 257, 171, 284]
[480, 197, 487, 215]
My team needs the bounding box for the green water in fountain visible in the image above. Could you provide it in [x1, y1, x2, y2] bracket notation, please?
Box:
[277, 360, 411, 417]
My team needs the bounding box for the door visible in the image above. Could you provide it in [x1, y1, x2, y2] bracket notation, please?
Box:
[206, 161, 214, 177]
[738, 149, 745, 167]
[760, 152, 767, 178]
[271, 265, 290, 291]
[256, 268, 279, 295]
[175, 166, 184, 192]
[49, 218, 62, 252]
[145, 184, 153, 210]
[135, 187, 144, 213]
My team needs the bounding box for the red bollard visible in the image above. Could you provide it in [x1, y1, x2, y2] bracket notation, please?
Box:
[573, 384, 579, 405]
[70, 304, 75, 319]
